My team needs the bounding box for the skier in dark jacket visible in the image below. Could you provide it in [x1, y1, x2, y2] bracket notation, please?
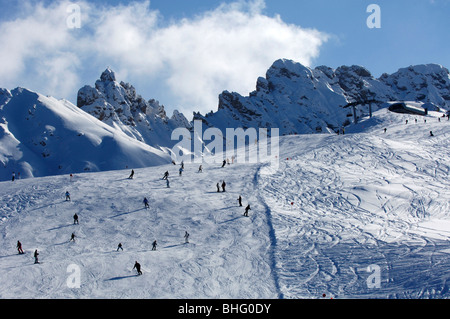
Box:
[34, 249, 39, 264]
[17, 241, 24, 254]
[162, 171, 169, 180]
[244, 204, 251, 217]
[221, 181, 226, 192]
[73, 213, 79, 224]
[133, 261, 142, 275]
[70, 233, 76, 242]
[128, 169, 134, 179]
[222, 160, 226, 168]
[117, 243, 123, 251]
[152, 240, 157, 251]
[143, 197, 149, 209]
[237, 195, 242, 207]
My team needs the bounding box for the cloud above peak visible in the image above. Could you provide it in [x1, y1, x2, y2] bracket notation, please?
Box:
[0, 0, 328, 116]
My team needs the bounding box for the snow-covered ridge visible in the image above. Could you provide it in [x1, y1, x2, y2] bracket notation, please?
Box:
[194, 59, 450, 135]
[0, 87, 171, 181]
[1, 58, 449, 181]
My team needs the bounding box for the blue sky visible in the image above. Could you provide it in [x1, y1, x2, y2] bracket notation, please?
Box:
[0, 0, 449, 116]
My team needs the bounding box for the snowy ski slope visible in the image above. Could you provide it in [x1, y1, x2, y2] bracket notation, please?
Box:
[0, 108, 449, 299]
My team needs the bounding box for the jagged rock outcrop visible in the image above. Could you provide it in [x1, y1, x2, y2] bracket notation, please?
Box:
[77, 68, 191, 147]
[194, 59, 449, 135]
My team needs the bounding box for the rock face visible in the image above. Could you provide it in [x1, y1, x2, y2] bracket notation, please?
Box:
[194, 59, 450, 135]
[77, 68, 191, 148]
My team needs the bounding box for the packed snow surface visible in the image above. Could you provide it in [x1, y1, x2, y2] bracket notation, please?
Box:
[0, 109, 449, 299]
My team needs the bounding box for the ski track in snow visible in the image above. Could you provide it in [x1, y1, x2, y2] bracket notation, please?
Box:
[0, 109, 449, 299]
[258, 112, 450, 299]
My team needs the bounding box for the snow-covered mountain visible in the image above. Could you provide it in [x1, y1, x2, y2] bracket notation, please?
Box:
[77, 68, 191, 148]
[1, 58, 449, 182]
[0, 87, 171, 181]
[194, 59, 450, 135]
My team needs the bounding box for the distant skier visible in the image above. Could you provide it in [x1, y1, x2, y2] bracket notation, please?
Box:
[383, 128, 387, 133]
[198, 165, 203, 173]
[11, 172, 15, 182]
[152, 240, 157, 251]
[117, 243, 123, 251]
[133, 261, 142, 275]
[162, 171, 169, 180]
[128, 169, 134, 179]
[237, 195, 242, 207]
[222, 160, 226, 168]
[65, 191, 71, 201]
[221, 180, 226, 192]
[73, 213, 79, 225]
[184, 231, 190, 244]
[70, 233, 76, 242]
[244, 204, 251, 217]
[216, 183, 220, 192]
[143, 197, 149, 209]
[34, 249, 39, 264]
[430, 131, 434, 137]
[17, 241, 24, 254]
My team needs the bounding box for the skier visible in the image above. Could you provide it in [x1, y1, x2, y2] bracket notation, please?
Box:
[128, 169, 134, 179]
[222, 160, 226, 168]
[216, 182, 220, 192]
[162, 171, 169, 180]
[244, 204, 251, 217]
[133, 261, 142, 275]
[384, 128, 387, 133]
[221, 180, 226, 192]
[430, 131, 434, 137]
[237, 195, 243, 207]
[198, 165, 203, 173]
[73, 213, 79, 225]
[65, 191, 71, 201]
[17, 241, 24, 254]
[184, 231, 190, 244]
[11, 172, 15, 182]
[179, 167, 183, 176]
[152, 240, 157, 251]
[117, 243, 123, 251]
[34, 249, 39, 264]
[143, 197, 149, 209]
[70, 233, 76, 242]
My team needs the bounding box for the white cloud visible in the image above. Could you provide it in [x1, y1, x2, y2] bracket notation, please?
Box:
[0, 0, 328, 116]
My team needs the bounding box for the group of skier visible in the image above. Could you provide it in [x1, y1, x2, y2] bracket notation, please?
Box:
[15, 159, 252, 276]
